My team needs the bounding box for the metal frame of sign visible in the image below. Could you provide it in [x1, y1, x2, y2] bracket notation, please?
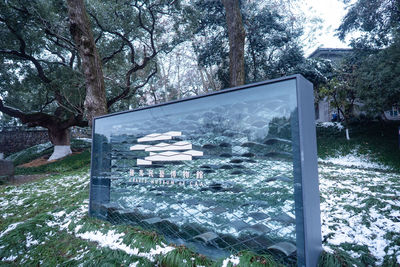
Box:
[88, 74, 322, 266]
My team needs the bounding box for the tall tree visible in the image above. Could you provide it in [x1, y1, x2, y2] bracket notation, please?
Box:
[319, 57, 358, 139]
[189, 0, 305, 89]
[0, 0, 87, 159]
[221, 0, 245, 87]
[337, 0, 400, 119]
[66, 0, 107, 126]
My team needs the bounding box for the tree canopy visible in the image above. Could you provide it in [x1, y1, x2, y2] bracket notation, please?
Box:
[0, 0, 334, 143]
[0, 0, 185, 158]
[338, 0, 399, 48]
[338, 0, 400, 118]
[188, 0, 308, 88]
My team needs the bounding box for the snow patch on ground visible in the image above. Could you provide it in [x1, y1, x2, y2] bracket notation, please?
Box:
[76, 230, 135, 254]
[45, 199, 175, 263]
[26, 233, 39, 248]
[2, 255, 18, 261]
[222, 255, 240, 267]
[76, 230, 174, 261]
[319, 153, 389, 170]
[0, 222, 23, 238]
[317, 122, 344, 130]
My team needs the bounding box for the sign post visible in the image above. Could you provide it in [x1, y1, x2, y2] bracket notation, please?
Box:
[89, 75, 322, 266]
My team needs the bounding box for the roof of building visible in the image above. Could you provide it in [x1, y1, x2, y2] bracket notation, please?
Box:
[308, 47, 353, 59]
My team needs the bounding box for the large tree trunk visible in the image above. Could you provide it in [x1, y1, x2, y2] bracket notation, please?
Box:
[48, 127, 72, 161]
[221, 0, 246, 87]
[66, 0, 107, 126]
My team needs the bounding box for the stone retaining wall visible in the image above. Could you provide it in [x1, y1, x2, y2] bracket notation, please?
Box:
[0, 128, 49, 156]
[0, 126, 91, 156]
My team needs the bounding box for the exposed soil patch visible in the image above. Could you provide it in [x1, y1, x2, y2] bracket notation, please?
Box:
[18, 152, 82, 168]
[18, 155, 53, 168]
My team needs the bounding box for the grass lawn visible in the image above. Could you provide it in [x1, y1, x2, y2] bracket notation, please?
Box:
[0, 123, 399, 266]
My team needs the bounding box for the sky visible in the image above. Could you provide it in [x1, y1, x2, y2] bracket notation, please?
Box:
[302, 0, 351, 55]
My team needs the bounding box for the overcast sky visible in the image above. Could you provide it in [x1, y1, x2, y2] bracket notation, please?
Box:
[302, 0, 350, 55]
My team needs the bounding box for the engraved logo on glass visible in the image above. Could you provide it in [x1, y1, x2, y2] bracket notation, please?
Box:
[130, 131, 203, 166]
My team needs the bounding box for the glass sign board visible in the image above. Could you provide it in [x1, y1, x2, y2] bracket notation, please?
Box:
[89, 75, 321, 266]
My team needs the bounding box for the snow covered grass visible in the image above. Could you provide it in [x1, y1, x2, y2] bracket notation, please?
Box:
[0, 167, 186, 266]
[319, 161, 400, 266]
[0, 166, 252, 266]
[1, 148, 400, 265]
[316, 122, 400, 265]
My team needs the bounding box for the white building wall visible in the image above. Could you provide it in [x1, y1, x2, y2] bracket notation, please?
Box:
[316, 100, 331, 122]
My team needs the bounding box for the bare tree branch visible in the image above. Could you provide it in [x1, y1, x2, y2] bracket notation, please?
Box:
[107, 66, 157, 108]
[102, 43, 125, 64]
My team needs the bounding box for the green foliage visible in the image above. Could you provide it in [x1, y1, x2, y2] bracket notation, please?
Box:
[338, 0, 399, 48]
[382, 254, 400, 267]
[318, 58, 358, 124]
[317, 121, 400, 170]
[235, 251, 286, 267]
[0, 0, 85, 116]
[353, 40, 400, 115]
[0, 0, 188, 133]
[318, 250, 361, 267]
[86, 0, 188, 111]
[158, 246, 212, 267]
[70, 138, 92, 150]
[189, 1, 306, 88]
[294, 58, 334, 95]
[338, 0, 400, 116]
[6, 139, 91, 166]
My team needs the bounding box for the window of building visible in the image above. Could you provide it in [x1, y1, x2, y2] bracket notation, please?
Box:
[390, 106, 399, 117]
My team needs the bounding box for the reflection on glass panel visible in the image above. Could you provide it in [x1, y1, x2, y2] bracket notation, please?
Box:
[90, 79, 299, 264]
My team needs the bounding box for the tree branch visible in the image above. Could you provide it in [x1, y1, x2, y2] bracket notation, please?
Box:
[107, 65, 157, 108]
[0, 49, 52, 83]
[0, 98, 57, 128]
[102, 43, 125, 64]
[88, 11, 136, 63]
[0, 17, 52, 83]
